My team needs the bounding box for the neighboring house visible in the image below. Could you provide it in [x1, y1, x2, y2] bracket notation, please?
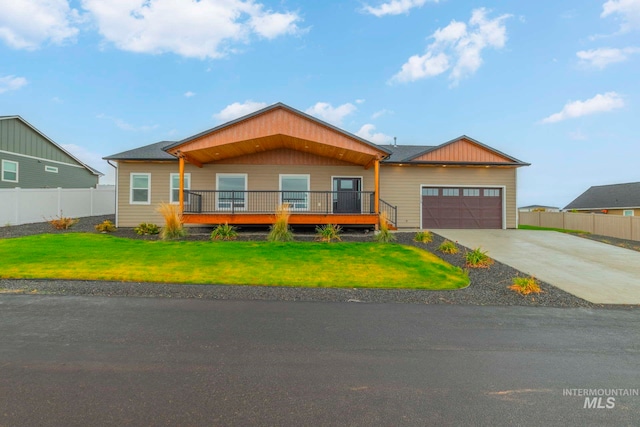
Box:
[0, 116, 101, 188]
[105, 103, 529, 229]
[564, 182, 640, 216]
[518, 205, 560, 212]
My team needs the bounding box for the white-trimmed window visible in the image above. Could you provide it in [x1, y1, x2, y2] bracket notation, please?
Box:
[442, 188, 459, 197]
[484, 189, 501, 197]
[463, 188, 480, 197]
[217, 173, 247, 210]
[280, 174, 310, 210]
[170, 173, 190, 204]
[623, 210, 634, 217]
[422, 188, 438, 196]
[130, 173, 151, 204]
[1, 160, 18, 182]
[45, 165, 58, 173]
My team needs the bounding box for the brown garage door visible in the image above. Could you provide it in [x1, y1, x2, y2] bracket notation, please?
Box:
[421, 187, 503, 229]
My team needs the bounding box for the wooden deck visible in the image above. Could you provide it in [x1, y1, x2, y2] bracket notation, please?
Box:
[183, 213, 380, 227]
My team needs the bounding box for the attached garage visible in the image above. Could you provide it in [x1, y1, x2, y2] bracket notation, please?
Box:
[421, 186, 504, 229]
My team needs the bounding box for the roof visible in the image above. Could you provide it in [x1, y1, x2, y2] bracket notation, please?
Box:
[0, 115, 103, 176]
[519, 205, 560, 210]
[564, 182, 640, 210]
[104, 140, 178, 161]
[378, 145, 436, 162]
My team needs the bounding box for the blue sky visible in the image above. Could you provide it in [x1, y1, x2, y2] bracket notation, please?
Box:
[1, 0, 638, 208]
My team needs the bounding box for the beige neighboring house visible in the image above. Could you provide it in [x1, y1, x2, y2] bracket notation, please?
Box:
[518, 205, 560, 212]
[564, 182, 640, 216]
[104, 103, 529, 229]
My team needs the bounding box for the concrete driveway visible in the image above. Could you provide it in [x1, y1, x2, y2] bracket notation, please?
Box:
[433, 229, 640, 305]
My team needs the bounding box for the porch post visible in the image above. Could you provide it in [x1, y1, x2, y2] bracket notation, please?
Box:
[374, 158, 380, 214]
[179, 155, 185, 213]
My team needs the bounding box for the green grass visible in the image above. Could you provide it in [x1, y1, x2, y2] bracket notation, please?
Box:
[0, 234, 469, 290]
[518, 225, 589, 234]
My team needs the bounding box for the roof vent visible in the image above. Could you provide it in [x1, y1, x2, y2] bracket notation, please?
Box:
[394, 136, 397, 147]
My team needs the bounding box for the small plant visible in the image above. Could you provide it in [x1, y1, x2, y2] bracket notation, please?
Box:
[315, 224, 342, 243]
[268, 204, 294, 242]
[438, 240, 458, 254]
[374, 211, 396, 243]
[465, 247, 494, 268]
[157, 202, 186, 240]
[134, 223, 159, 235]
[95, 220, 116, 233]
[414, 230, 433, 243]
[509, 276, 542, 295]
[211, 223, 238, 241]
[47, 214, 79, 230]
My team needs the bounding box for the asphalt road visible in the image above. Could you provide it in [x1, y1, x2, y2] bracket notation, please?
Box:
[1, 296, 638, 427]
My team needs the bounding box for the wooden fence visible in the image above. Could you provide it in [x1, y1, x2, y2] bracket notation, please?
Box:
[519, 211, 640, 242]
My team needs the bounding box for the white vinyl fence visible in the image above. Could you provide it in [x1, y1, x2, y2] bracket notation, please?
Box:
[0, 186, 115, 226]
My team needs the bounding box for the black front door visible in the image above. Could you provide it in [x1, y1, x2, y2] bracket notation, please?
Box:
[333, 178, 361, 213]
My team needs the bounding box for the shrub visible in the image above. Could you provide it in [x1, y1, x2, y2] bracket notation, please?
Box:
[315, 224, 342, 243]
[374, 211, 396, 243]
[95, 220, 116, 233]
[509, 276, 542, 295]
[48, 215, 79, 230]
[465, 247, 494, 268]
[134, 222, 159, 236]
[414, 230, 433, 243]
[268, 204, 294, 242]
[211, 223, 238, 241]
[157, 202, 186, 240]
[438, 240, 458, 254]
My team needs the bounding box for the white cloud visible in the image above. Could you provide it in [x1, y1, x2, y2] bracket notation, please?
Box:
[213, 100, 268, 122]
[363, 0, 438, 17]
[355, 124, 393, 144]
[372, 109, 393, 119]
[81, 0, 302, 59]
[305, 102, 357, 126]
[0, 75, 28, 93]
[568, 130, 588, 140]
[356, 99, 366, 104]
[184, 91, 196, 98]
[601, 0, 640, 33]
[97, 114, 159, 131]
[0, 0, 79, 50]
[390, 8, 511, 85]
[61, 143, 114, 183]
[540, 92, 624, 124]
[577, 47, 640, 68]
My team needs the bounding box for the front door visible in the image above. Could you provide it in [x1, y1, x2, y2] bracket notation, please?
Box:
[333, 178, 361, 213]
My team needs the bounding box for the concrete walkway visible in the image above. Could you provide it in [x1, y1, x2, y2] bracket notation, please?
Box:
[433, 229, 640, 305]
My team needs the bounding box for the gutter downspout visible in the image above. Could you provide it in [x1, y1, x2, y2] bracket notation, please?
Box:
[107, 160, 118, 227]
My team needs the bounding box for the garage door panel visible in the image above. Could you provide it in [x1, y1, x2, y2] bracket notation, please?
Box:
[422, 187, 502, 229]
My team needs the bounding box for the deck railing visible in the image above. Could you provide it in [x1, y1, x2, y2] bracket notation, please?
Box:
[184, 190, 376, 215]
[379, 199, 398, 228]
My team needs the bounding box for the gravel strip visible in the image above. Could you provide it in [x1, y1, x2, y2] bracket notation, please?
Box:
[1, 216, 636, 309]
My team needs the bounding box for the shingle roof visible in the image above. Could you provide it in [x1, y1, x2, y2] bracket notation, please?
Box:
[378, 145, 436, 162]
[564, 182, 640, 210]
[103, 140, 177, 161]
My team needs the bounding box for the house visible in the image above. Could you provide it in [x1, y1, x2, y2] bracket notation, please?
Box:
[0, 116, 101, 188]
[104, 103, 529, 229]
[564, 182, 640, 216]
[518, 205, 560, 212]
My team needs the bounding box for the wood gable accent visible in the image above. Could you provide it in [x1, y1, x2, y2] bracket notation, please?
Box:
[214, 148, 357, 166]
[411, 137, 514, 163]
[166, 105, 388, 167]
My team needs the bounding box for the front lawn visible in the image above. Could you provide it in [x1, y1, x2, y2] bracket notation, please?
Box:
[0, 234, 469, 289]
[518, 225, 589, 234]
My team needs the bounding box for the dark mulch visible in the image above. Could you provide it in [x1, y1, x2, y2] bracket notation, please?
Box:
[0, 216, 636, 309]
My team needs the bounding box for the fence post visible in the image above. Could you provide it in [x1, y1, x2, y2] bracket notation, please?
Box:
[90, 188, 94, 216]
[57, 187, 62, 216]
[14, 187, 20, 225]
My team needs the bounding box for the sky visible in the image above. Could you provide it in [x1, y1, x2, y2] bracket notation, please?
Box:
[0, 0, 638, 208]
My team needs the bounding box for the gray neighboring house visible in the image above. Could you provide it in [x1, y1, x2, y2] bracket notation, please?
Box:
[564, 182, 640, 216]
[0, 116, 101, 188]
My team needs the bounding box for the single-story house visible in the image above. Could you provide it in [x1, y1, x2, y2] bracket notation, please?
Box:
[0, 116, 101, 188]
[564, 182, 640, 216]
[518, 205, 560, 212]
[105, 103, 529, 229]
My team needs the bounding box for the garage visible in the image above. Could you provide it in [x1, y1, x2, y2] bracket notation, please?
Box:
[421, 187, 503, 229]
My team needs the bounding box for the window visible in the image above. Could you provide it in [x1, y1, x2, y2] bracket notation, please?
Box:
[422, 188, 438, 196]
[623, 210, 634, 217]
[280, 174, 310, 210]
[484, 189, 501, 197]
[1, 160, 18, 182]
[130, 173, 151, 204]
[170, 173, 190, 204]
[463, 189, 480, 197]
[442, 188, 459, 197]
[45, 165, 58, 173]
[217, 174, 247, 210]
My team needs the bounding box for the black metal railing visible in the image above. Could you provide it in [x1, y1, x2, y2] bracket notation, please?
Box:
[184, 190, 376, 215]
[379, 199, 398, 227]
